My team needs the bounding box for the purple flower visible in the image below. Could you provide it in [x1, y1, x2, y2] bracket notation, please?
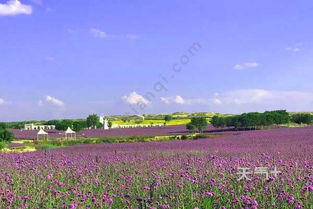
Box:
[162, 204, 170, 209]
[176, 182, 184, 188]
[204, 191, 214, 197]
[106, 198, 113, 204]
[143, 186, 150, 190]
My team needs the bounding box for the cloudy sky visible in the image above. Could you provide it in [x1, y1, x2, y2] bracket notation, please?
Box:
[1, 0, 313, 121]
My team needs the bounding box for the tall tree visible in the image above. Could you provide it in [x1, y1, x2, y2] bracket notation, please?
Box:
[0, 122, 7, 130]
[73, 121, 87, 132]
[0, 129, 13, 142]
[55, 120, 74, 131]
[164, 115, 173, 122]
[87, 114, 100, 129]
[187, 117, 208, 133]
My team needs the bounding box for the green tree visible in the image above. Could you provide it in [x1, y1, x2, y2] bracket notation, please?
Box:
[87, 114, 99, 129]
[55, 120, 74, 131]
[0, 129, 13, 142]
[0, 122, 7, 130]
[186, 123, 196, 131]
[211, 116, 227, 128]
[187, 117, 208, 133]
[291, 113, 313, 124]
[73, 121, 87, 132]
[164, 115, 173, 123]
[108, 121, 113, 128]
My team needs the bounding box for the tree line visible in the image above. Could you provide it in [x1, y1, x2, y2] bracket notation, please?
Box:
[45, 114, 112, 131]
[211, 110, 313, 129]
[2, 114, 112, 132]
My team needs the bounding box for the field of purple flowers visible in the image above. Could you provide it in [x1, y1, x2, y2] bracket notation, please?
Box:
[1, 126, 313, 208]
[11, 125, 223, 139]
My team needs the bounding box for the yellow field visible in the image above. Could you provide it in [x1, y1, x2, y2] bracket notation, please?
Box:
[112, 119, 191, 125]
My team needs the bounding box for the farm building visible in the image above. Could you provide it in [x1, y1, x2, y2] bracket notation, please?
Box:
[24, 123, 56, 130]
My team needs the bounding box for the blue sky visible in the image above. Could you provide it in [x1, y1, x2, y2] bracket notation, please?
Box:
[1, 0, 313, 121]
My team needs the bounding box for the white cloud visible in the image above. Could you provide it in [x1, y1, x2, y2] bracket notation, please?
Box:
[122, 92, 150, 105]
[286, 47, 300, 53]
[212, 89, 272, 105]
[160, 89, 313, 112]
[233, 62, 259, 70]
[210, 89, 313, 112]
[90, 29, 140, 40]
[90, 28, 107, 38]
[161, 96, 186, 105]
[161, 95, 211, 105]
[0, 98, 7, 105]
[175, 96, 185, 104]
[45, 96, 64, 106]
[0, 0, 32, 16]
[160, 97, 171, 104]
[212, 98, 222, 105]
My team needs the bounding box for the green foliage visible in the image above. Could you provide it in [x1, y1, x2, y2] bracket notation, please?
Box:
[0, 122, 7, 130]
[96, 122, 104, 128]
[212, 110, 291, 130]
[0, 124, 13, 148]
[0, 141, 8, 150]
[56, 120, 74, 131]
[86, 114, 99, 129]
[181, 135, 188, 140]
[186, 123, 196, 131]
[73, 121, 87, 132]
[211, 116, 227, 128]
[108, 121, 113, 128]
[291, 113, 313, 124]
[187, 117, 208, 133]
[164, 115, 173, 122]
[36, 144, 60, 150]
[0, 129, 13, 142]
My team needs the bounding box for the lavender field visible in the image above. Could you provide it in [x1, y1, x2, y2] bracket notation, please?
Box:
[1, 127, 313, 208]
[11, 125, 223, 140]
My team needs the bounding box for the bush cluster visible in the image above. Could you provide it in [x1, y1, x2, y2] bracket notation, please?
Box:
[0, 123, 13, 150]
[211, 110, 290, 129]
[291, 113, 313, 124]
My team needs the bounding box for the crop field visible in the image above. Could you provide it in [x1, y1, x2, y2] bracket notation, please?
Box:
[11, 125, 218, 140]
[1, 126, 312, 208]
[112, 119, 191, 126]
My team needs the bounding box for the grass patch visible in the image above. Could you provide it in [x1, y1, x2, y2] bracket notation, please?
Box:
[4, 133, 222, 153]
[35, 144, 60, 150]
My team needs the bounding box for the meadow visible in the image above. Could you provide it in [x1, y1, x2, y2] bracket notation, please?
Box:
[0, 126, 312, 208]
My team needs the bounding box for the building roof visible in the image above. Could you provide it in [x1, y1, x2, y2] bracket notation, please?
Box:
[37, 129, 48, 135]
[65, 127, 76, 134]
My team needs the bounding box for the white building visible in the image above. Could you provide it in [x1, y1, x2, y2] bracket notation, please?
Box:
[99, 116, 109, 130]
[24, 123, 56, 130]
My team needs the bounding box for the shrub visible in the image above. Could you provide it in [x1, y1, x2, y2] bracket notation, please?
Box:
[0, 141, 8, 150]
[0, 129, 13, 142]
[164, 115, 173, 122]
[181, 135, 188, 140]
[291, 113, 313, 124]
[193, 134, 214, 140]
[187, 117, 208, 133]
[186, 123, 196, 131]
